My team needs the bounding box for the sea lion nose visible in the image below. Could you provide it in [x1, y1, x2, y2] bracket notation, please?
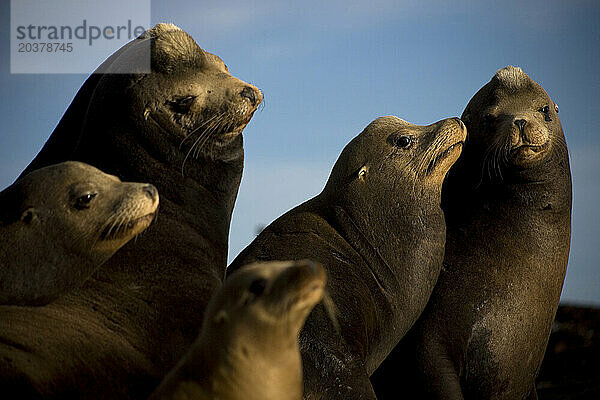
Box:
[143, 184, 158, 202]
[514, 119, 527, 133]
[240, 86, 258, 106]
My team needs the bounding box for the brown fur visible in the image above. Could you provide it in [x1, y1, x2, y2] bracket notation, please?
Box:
[0, 23, 262, 399]
[0, 161, 158, 306]
[372, 66, 571, 400]
[150, 260, 325, 400]
[229, 116, 466, 399]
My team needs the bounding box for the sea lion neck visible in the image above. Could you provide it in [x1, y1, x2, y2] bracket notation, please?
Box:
[312, 186, 446, 351]
[317, 183, 442, 247]
[443, 147, 571, 230]
[194, 322, 302, 400]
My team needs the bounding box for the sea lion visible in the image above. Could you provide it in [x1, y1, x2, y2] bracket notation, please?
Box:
[149, 260, 326, 400]
[371, 66, 572, 400]
[228, 116, 466, 399]
[0, 161, 158, 306]
[0, 23, 262, 398]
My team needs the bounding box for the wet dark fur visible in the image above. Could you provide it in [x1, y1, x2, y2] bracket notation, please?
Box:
[0, 24, 261, 399]
[372, 67, 571, 400]
[229, 116, 465, 399]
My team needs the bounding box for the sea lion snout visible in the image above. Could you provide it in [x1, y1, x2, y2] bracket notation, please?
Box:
[509, 114, 550, 157]
[142, 184, 158, 203]
[240, 86, 260, 106]
[423, 117, 467, 177]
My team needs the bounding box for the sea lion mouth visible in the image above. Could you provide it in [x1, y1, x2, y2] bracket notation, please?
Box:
[222, 112, 256, 137]
[100, 212, 156, 241]
[511, 140, 550, 155]
[427, 141, 464, 175]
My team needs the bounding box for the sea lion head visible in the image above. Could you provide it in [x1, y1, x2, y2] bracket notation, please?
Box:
[13, 161, 159, 257]
[323, 116, 467, 206]
[202, 260, 324, 399]
[149, 261, 323, 400]
[0, 161, 159, 305]
[207, 260, 326, 340]
[461, 66, 565, 177]
[74, 23, 263, 171]
[133, 24, 263, 160]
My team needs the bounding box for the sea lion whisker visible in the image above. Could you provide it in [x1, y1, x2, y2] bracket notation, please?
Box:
[179, 113, 220, 150]
[105, 213, 130, 240]
[478, 133, 506, 187]
[181, 120, 219, 174]
[181, 110, 229, 174]
[493, 140, 505, 182]
[192, 126, 215, 158]
[192, 122, 219, 160]
[194, 115, 227, 159]
[181, 126, 212, 175]
[110, 214, 128, 238]
[93, 213, 120, 247]
[493, 133, 512, 181]
[100, 214, 121, 240]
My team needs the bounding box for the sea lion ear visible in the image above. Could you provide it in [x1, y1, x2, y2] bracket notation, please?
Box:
[554, 102, 559, 113]
[358, 165, 368, 179]
[20, 208, 38, 225]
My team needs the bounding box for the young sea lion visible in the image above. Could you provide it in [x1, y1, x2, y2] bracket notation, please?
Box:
[150, 260, 326, 400]
[0, 23, 262, 398]
[372, 66, 572, 400]
[0, 161, 158, 306]
[229, 116, 466, 399]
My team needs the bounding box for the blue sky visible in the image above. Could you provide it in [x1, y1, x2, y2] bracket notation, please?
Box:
[1, 1, 599, 305]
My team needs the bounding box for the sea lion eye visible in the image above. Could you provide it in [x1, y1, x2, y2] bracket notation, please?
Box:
[539, 105, 552, 121]
[168, 96, 197, 114]
[75, 193, 97, 210]
[393, 136, 413, 149]
[248, 278, 267, 297]
[554, 103, 559, 113]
